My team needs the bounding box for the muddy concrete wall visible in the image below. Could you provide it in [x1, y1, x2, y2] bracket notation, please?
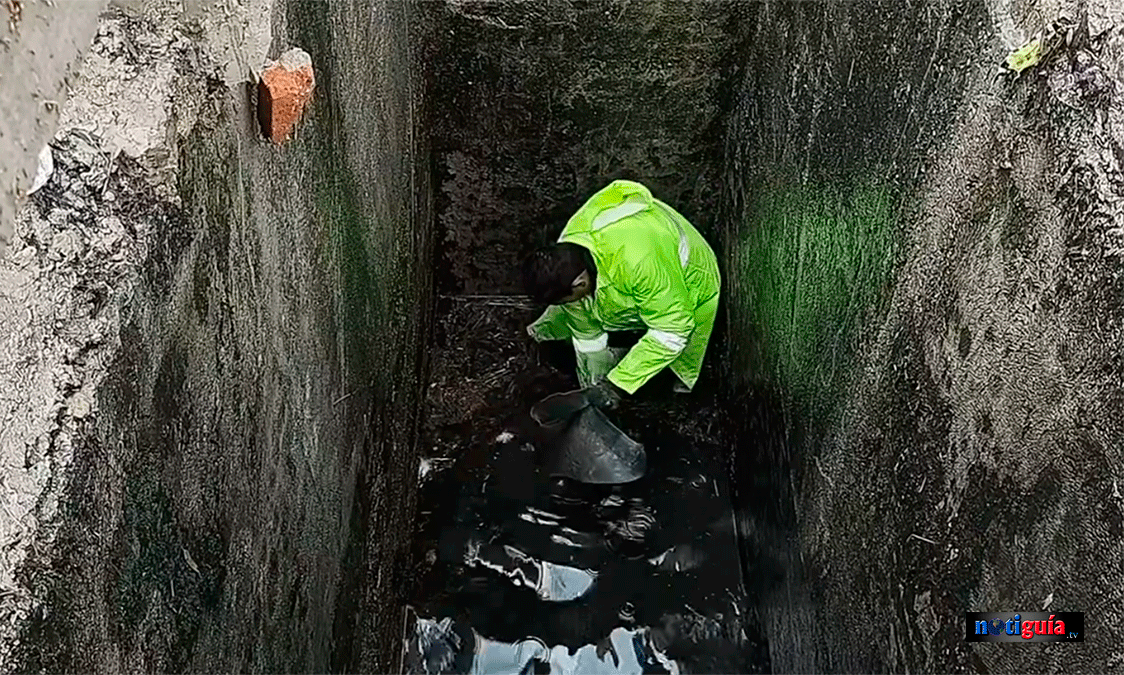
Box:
[723, 1, 1124, 672]
[425, 0, 731, 296]
[0, 0, 430, 672]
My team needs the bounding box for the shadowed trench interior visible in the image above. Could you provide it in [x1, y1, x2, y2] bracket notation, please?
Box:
[399, 1, 867, 673]
[394, 0, 1124, 672]
[358, 0, 1068, 672]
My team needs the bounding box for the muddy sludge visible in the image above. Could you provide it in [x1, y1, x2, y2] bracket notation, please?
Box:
[404, 299, 769, 674]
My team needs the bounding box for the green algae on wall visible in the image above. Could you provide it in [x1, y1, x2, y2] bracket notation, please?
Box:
[732, 180, 898, 410]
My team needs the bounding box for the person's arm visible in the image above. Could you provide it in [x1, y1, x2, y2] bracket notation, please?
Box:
[526, 305, 570, 341]
[606, 254, 695, 395]
[561, 302, 616, 388]
[528, 302, 617, 389]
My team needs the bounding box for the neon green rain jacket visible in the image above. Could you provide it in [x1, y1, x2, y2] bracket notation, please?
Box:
[527, 180, 721, 395]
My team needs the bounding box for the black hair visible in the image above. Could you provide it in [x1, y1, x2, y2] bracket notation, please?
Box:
[521, 242, 594, 305]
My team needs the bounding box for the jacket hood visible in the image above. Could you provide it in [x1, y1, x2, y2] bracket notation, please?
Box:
[558, 180, 655, 247]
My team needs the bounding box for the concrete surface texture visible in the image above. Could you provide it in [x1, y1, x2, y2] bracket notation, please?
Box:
[424, 0, 730, 296]
[0, 0, 430, 673]
[722, 0, 1124, 672]
[0, 0, 107, 255]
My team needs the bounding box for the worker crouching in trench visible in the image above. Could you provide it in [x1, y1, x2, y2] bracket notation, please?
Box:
[512, 178, 724, 598]
[521, 179, 721, 410]
[408, 181, 727, 675]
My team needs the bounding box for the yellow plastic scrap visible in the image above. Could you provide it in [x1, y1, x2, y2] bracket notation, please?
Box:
[1005, 36, 1043, 74]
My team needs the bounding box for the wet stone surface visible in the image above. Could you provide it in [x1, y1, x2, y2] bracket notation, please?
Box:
[407, 301, 768, 674]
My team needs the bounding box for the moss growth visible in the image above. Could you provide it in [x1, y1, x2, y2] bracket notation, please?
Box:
[734, 179, 898, 410]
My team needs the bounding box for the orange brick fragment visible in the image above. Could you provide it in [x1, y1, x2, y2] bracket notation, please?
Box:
[258, 48, 315, 144]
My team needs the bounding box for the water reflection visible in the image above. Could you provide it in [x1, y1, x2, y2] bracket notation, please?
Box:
[408, 407, 751, 674]
[410, 616, 681, 675]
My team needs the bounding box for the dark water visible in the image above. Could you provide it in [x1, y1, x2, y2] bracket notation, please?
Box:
[407, 347, 772, 674]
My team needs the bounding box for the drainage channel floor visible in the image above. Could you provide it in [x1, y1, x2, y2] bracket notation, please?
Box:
[403, 300, 769, 674]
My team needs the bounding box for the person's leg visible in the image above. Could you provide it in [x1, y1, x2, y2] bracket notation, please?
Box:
[669, 292, 719, 392]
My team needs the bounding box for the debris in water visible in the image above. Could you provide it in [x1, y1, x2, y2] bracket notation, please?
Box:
[548, 627, 680, 675]
[407, 617, 681, 675]
[550, 528, 601, 549]
[605, 503, 656, 544]
[1043, 592, 1054, 610]
[600, 494, 625, 508]
[619, 602, 635, 623]
[258, 47, 316, 144]
[418, 457, 454, 482]
[520, 506, 562, 526]
[536, 559, 596, 602]
[494, 430, 514, 443]
[648, 543, 706, 573]
[411, 617, 466, 675]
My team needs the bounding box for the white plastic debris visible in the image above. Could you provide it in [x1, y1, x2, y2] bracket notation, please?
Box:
[418, 456, 453, 482]
[536, 560, 596, 602]
[28, 144, 54, 195]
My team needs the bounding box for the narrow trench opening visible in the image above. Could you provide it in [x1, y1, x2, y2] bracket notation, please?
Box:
[402, 4, 789, 673]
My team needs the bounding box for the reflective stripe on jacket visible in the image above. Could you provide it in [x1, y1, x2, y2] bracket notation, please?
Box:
[555, 180, 720, 394]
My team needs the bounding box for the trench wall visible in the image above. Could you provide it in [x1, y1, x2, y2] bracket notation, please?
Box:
[0, 0, 431, 672]
[424, 0, 732, 297]
[722, 1, 1124, 672]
